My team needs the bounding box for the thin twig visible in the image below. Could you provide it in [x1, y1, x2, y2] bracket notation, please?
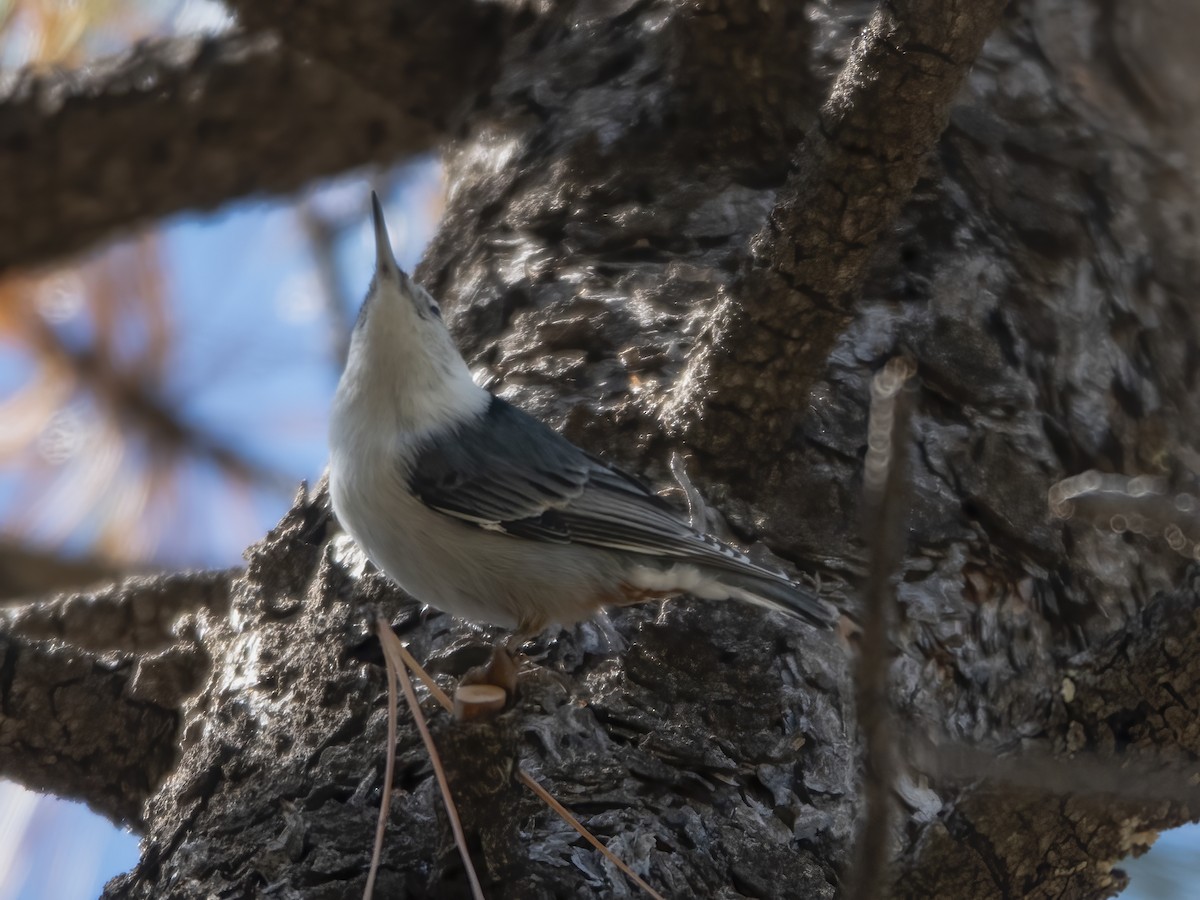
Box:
[297, 198, 354, 368]
[376, 619, 485, 900]
[363, 630, 400, 900]
[906, 730, 1200, 808]
[374, 618, 667, 900]
[849, 357, 916, 900]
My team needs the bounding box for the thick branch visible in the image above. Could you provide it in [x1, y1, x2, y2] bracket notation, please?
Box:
[673, 0, 1008, 459]
[0, 628, 196, 826]
[224, 0, 505, 106]
[0, 12, 502, 272]
[2, 569, 234, 653]
[0, 571, 231, 820]
[897, 573, 1200, 896]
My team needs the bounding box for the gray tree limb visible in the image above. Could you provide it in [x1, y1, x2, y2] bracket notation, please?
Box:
[898, 571, 1200, 896]
[668, 0, 1009, 490]
[1, 568, 234, 653]
[223, 0, 506, 105]
[0, 1, 505, 272]
[0, 569, 234, 823]
[0, 628, 197, 826]
[106, 499, 850, 898]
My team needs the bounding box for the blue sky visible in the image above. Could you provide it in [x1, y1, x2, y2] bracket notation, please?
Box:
[0, 161, 444, 900]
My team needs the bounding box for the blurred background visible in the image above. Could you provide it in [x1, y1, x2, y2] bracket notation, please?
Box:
[0, 3, 444, 895]
[0, 2, 1194, 898]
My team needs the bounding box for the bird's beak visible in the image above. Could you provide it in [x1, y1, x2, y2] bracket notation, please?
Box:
[371, 191, 399, 276]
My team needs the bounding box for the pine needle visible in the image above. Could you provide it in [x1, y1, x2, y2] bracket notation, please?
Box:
[388, 633, 452, 712]
[374, 617, 666, 900]
[376, 619, 484, 900]
[516, 770, 667, 900]
[363, 628, 400, 900]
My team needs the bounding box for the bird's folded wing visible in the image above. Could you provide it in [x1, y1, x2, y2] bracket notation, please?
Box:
[406, 397, 789, 580]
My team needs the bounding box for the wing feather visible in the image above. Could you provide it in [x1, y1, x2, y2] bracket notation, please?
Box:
[407, 397, 788, 581]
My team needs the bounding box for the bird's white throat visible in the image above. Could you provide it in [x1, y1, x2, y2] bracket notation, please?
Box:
[334, 282, 487, 445]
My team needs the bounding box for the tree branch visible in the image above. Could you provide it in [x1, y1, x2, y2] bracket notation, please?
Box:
[896, 571, 1200, 895]
[0, 628, 197, 826]
[0, 7, 503, 272]
[223, 0, 506, 108]
[1, 569, 234, 653]
[673, 0, 1008, 460]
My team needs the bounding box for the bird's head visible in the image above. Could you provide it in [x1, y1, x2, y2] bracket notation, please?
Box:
[336, 193, 485, 432]
[353, 192, 450, 353]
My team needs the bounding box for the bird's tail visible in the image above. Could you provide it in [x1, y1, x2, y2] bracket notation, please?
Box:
[717, 570, 837, 629]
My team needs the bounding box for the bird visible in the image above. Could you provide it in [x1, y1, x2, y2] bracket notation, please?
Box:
[328, 193, 836, 644]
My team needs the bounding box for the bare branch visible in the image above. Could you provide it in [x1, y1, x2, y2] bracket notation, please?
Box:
[224, 0, 506, 113]
[22, 314, 297, 494]
[297, 198, 354, 368]
[0, 628, 198, 825]
[908, 732, 1200, 809]
[676, 0, 1008, 459]
[1, 569, 234, 654]
[0, 13, 503, 272]
[850, 358, 916, 900]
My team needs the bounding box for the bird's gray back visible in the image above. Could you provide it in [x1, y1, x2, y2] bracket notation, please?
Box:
[406, 396, 796, 584]
[332, 432, 621, 630]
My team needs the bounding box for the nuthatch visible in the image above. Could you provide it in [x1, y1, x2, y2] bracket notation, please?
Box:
[329, 193, 835, 637]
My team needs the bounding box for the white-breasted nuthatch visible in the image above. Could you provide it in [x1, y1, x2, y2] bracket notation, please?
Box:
[328, 193, 835, 636]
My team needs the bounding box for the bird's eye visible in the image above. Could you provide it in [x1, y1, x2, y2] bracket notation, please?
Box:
[430, 304, 442, 320]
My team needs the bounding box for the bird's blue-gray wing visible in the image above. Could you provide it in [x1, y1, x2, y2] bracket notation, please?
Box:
[406, 397, 781, 576]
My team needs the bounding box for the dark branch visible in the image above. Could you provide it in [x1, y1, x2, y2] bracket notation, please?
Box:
[0, 11, 503, 272]
[21, 315, 298, 493]
[895, 572, 1200, 896]
[297, 197, 354, 368]
[1, 569, 234, 653]
[909, 734, 1200, 809]
[224, 0, 506, 107]
[676, 0, 1008, 459]
[0, 628, 197, 826]
[0, 571, 231, 822]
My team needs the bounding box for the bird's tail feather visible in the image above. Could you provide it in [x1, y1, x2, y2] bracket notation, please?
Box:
[719, 571, 837, 629]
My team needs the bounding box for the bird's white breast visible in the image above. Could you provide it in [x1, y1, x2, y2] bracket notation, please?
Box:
[329, 423, 618, 630]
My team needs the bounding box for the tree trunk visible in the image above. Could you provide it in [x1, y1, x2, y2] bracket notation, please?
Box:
[3, 0, 1199, 897]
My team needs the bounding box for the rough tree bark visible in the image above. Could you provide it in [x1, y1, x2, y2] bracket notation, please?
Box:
[2, 0, 1198, 897]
